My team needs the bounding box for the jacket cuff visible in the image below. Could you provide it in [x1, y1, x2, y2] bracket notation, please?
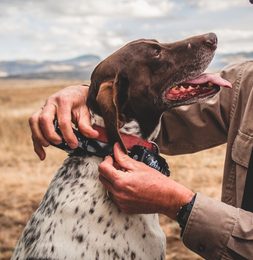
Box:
[182, 193, 238, 259]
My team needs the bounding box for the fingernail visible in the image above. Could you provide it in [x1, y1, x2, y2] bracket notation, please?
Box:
[69, 142, 78, 149]
[91, 130, 99, 138]
[52, 138, 62, 145]
[39, 154, 45, 161]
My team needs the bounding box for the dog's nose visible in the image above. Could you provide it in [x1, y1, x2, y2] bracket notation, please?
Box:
[204, 33, 217, 50]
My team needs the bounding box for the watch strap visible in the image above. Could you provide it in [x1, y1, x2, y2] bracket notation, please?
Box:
[176, 193, 197, 235]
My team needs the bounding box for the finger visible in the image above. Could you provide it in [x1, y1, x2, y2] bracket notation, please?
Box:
[29, 112, 50, 147]
[32, 136, 46, 160]
[99, 156, 121, 185]
[57, 104, 78, 149]
[76, 106, 99, 138]
[99, 175, 121, 207]
[39, 103, 62, 144]
[113, 143, 136, 170]
[99, 174, 114, 193]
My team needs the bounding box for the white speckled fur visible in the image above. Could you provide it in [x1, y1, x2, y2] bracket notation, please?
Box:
[12, 114, 166, 260]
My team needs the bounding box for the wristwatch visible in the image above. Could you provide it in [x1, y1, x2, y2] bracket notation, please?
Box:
[176, 193, 197, 235]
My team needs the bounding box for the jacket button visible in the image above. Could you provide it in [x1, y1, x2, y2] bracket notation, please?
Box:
[197, 243, 206, 253]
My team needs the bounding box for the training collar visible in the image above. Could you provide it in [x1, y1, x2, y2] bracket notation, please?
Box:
[92, 125, 159, 153]
[52, 120, 158, 157]
[52, 120, 170, 176]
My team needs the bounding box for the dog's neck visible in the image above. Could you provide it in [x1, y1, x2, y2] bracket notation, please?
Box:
[90, 111, 161, 141]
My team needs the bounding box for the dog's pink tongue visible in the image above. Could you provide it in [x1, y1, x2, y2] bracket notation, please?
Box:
[186, 73, 232, 88]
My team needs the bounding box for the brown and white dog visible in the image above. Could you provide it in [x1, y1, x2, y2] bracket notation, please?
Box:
[12, 33, 231, 260]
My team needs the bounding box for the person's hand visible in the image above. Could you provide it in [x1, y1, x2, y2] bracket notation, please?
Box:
[99, 143, 194, 219]
[29, 85, 99, 160]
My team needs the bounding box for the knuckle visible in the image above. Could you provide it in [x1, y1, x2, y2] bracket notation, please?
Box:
[98, 162, 106, 172]
[28, 114, 37, 126]
[44, 97, 51, 103]
[56, 95, 68, 106]
[32, 135, 48, 147]
[58, 119, 70, 131]
[46, 132, 58, 141]
[119, 154, 129, 162]
[39, 113, 50, 125]
[114, 178, 125, 189]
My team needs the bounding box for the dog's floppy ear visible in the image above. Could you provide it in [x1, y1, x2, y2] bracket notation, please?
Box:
[96, 72, 129, 153]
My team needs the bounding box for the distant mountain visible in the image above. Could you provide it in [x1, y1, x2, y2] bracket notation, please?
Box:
[0, 51, 252, 80]
[210, 52, 253, 71]
[0, 54, 101, 80]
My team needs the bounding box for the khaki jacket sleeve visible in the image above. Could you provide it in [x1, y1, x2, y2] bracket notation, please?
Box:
[183, 62, 253, 259]
[182, 193, 253, 259]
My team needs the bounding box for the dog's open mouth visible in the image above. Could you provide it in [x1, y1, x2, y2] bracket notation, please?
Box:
[165, 73, 232, 102]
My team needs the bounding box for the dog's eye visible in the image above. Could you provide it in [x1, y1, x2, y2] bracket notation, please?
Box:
[151, 46, 161, 58]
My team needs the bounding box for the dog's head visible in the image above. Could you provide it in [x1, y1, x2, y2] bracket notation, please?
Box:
[87, 33, 231, 152]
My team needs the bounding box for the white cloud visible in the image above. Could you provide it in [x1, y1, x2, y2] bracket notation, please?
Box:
[216, 29, 253, 41]
[215, 29, 253, 53]
[0, 0, 176, 60]
[17, 0, 174, 18]
[188, 0, 248, 11]
[129, 0, 174, 18]
[0, 0, 252, 61]
[186, 28, 253, 54]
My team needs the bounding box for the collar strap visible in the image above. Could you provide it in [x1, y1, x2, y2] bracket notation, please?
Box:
[51, 121, 169, 176]
[52, 120, 158, 156]
[92, 125, 158, 153]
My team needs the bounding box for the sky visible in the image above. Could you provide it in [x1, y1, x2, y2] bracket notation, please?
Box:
[1, 0, 253, 61]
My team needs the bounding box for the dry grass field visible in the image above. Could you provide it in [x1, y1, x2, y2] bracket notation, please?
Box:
[0, 79, 226, 260]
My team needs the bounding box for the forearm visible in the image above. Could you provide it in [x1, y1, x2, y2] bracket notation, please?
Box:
[159, 178, 195, 220]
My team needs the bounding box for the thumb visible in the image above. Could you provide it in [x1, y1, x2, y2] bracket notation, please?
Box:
[77, 106, 99, 138]
[103, 155, 114, 165]
[113, 143, 137, 170]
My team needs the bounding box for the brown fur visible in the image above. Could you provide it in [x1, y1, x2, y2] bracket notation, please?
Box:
[87, 33, 217, 145]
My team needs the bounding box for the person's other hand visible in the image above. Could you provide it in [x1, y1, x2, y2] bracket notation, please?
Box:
[29, 85, 99, 160]
[99, 143, 194, 219]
